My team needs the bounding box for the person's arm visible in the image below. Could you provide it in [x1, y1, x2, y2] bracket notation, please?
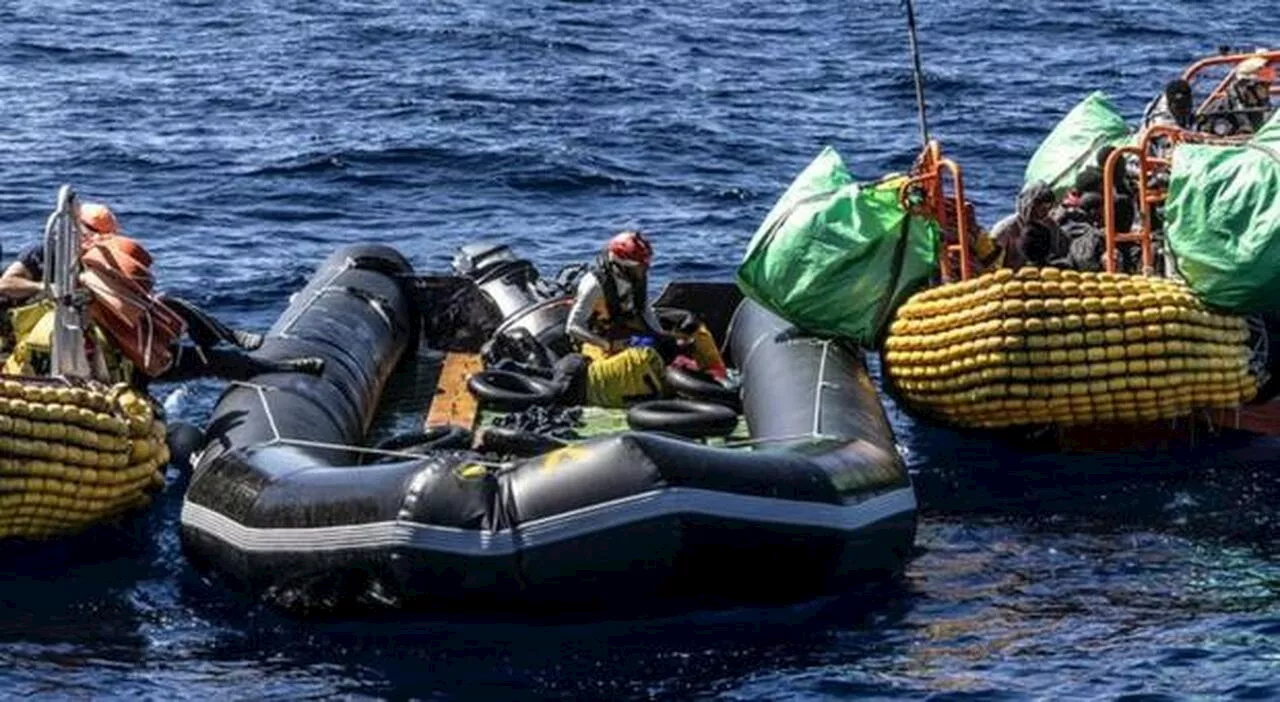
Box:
[0, 260, 43, 301]
[1020, 223, 1057, 266]
[988, 214, 1025, 269]
[641, 294, 664, 336]
[988, 213, 1018, 249]
[565, 275, 613, 350]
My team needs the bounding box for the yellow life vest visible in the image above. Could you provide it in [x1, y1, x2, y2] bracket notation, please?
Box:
[3, 299, 133, 384]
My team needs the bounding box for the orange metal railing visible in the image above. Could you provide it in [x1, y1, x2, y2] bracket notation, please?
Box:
[1101, 145, 1152, 275]
[1101, 124, 1256, 276]
[1182, 50, 1280, 118]
[900, 140, 974, 282]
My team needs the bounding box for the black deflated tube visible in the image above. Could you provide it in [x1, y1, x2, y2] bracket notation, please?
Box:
[725, 299, 915, 581]
[727, 299, 898, 454]
[185, 244, 415, 530]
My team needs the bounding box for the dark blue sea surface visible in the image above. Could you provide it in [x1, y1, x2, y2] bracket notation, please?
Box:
[1, 1, 1278, 698]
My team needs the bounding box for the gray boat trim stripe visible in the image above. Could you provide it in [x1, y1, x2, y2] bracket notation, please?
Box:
[181, 486, 916, 556]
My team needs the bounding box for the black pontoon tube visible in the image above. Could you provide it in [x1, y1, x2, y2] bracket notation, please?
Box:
[728, 298, 899, 451]
[182, 244, 415, 548]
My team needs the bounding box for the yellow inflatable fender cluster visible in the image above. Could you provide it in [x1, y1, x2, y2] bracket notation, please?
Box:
[0, 378, 168, 540]
[882, 267, 1256, 428]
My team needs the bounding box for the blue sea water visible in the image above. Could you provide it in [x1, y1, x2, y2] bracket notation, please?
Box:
[1, 0, 1278, 698]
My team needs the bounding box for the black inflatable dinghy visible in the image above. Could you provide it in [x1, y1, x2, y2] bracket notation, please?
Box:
[180, 243, 917, 613]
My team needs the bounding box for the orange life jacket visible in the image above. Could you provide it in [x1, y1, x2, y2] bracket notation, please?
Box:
[80, 235, 156, 290]
[77, 236, 186, 377]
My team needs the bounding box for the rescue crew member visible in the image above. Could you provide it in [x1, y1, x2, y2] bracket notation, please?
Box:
[562, 230, 729, 407]
[566, 230, 726, 371]
[565, 230, 667, 357]
[0, 201, 323, 383]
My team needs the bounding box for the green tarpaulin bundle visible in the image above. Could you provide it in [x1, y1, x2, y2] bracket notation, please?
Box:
[736, 146, 939, 347]
[1165, 112, 1280, 314]
[1024, 91, 1133, 198]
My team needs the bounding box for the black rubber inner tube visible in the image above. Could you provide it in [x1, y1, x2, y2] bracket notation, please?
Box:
[626, 399, 739, 439]
[474, 426, 568, 457]
[663, 365, 740, 410]
[365, 425, 473, 463]
[467, 369, 562, 411]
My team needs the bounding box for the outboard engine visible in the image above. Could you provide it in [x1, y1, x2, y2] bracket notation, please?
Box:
[452, 242, 575, 367]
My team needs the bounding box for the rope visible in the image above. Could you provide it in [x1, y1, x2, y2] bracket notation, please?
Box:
[275, 258, 354, 338]
[721, 432, 838, 448]
[230, 380, 509, 467]
[813, 339, 831, 437]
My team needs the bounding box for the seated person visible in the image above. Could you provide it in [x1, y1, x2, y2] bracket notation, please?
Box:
[1058, 164, 1135, 234]
[565, 230, 666, 358]
[566, 230, 725, 376]
[1142, 79, 1195, 159]
[1143, 79, 1195, 131]
[0, 201, 322, 385]
[941, 199, 1004, 275]
[1199, 55, 1275, 136]
[989, 181, 1065, 269]
[561, 230, 729, 408]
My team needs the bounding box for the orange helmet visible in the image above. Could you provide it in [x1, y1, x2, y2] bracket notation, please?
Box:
[605, 230, 653, 268]
[78, 202, 120, 236]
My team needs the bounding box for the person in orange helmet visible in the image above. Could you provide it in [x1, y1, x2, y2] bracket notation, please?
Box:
[0, 200, 324, 381]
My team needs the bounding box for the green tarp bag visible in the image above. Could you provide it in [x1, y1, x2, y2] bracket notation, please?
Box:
[1024, 91, 1133, 197]
[1165, 112, 1280, 313]
[736, 146, 939, 347]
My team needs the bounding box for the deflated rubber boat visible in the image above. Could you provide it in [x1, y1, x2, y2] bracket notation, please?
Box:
[180, 243, 916, 614]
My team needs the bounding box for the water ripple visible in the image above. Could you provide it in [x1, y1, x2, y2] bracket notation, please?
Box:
[0, 0, 1276, 699]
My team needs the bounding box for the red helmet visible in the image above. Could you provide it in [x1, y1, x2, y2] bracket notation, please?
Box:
[605, 230, 652, 268]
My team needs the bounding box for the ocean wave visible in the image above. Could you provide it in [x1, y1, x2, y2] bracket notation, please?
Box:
[9, 41, 133, 63]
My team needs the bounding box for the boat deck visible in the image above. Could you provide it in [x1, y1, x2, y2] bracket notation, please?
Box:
[367, 348, 751, 451]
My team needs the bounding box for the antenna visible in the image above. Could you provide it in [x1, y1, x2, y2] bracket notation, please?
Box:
[903, 0, 931, 146]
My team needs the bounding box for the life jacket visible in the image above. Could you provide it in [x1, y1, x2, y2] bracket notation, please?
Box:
[588, 257, 652, 339]
[81, 235, 156, 290]
[77, 236, 186, 378]
[3, 298, 133, 384]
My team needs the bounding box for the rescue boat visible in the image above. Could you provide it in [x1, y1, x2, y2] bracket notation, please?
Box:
[0, 187, 171, 542]
[880, 49, 1280, 448]
[179, 243, 917, 615]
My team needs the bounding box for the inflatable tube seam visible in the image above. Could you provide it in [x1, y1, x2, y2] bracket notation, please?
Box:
[181, 485, 917, 555]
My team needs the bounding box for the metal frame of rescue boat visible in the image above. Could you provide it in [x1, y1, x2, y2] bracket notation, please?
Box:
[179, 244, 917, 613]
[44, 185, 93, 378]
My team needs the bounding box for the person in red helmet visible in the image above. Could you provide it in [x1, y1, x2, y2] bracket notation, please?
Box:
[566, 230, 667, 355]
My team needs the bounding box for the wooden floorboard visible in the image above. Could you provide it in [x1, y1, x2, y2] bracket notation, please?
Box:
[424, 352, 484, 430]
